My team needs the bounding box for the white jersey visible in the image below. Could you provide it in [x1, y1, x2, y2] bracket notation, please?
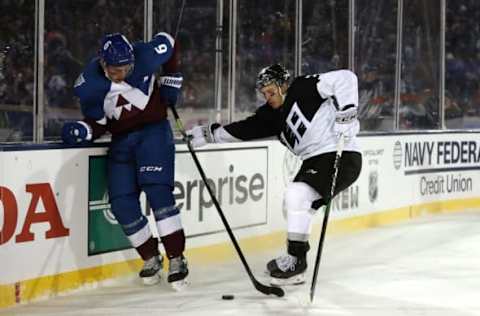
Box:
[214, 69, 361, 160]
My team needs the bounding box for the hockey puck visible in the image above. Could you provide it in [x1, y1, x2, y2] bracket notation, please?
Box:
[222, 294, 234, 300]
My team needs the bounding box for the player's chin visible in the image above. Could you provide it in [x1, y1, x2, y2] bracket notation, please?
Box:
[269, 102, 282, 109]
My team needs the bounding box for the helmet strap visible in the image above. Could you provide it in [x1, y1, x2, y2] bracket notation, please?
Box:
[99, 60, 111, 80]
[100, 60, 114, 81]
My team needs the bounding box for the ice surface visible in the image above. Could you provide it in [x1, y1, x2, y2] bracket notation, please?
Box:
[3, 211, 480, 316]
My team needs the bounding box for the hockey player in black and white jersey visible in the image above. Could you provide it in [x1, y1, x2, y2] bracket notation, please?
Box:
[186, 64, 362, 285]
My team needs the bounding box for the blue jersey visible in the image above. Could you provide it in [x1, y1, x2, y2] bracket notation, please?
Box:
[73, 32, 176, 137]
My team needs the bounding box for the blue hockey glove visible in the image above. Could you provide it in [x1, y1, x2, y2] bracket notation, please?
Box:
[62, 121, 93, 145]
[159, 73, 183, 106]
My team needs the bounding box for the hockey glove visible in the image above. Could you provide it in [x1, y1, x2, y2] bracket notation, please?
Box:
[62, 121, 93, 145]
[333, 105, 359, 141]
[159, 73, 183, 106]
[186, 123, 221, 148]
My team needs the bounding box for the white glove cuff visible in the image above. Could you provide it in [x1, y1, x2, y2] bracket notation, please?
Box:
[203, 123, 221, 143]
[77, 121, 93, 141]
[159, 75, 183, 89]
[335, 106, 357, 124]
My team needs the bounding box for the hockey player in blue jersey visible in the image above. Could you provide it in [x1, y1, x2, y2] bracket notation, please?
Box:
[62, 33, 188, 288]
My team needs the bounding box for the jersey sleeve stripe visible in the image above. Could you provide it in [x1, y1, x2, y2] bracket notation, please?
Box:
[154, 32, 175, 47]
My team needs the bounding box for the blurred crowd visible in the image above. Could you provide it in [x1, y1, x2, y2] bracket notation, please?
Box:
[445, 0, 480, 127]
[1, 0, 480, 142]
[0, 0, 34, 140]
[355, 0, 480, 130]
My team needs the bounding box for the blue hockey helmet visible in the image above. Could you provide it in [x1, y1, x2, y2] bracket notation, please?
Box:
[256, 64, 290, 90]
[99, 33, 134, 66]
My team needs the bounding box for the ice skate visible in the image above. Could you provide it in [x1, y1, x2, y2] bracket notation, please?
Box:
[268, 254, 307, 286]
[168, 255, 189, 291]
[139, 255, 163, 285]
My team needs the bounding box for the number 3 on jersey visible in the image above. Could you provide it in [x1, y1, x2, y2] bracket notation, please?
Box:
[154, 44, 167, 54]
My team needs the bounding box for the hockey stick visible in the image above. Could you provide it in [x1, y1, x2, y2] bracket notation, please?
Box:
[309, 134, 345, 303]
[169, 106, 284, 298]
[167, 0, 281, 297]
[173, 0, 186, 39]
[146, 0, 187, 234]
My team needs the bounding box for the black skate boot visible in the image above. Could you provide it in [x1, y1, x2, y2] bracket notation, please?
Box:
[268, 240, 309, 286]
[139, 255, 163, 285]
[168, 255, 189, 291]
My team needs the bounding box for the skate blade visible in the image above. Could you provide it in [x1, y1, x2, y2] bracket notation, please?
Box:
[169, 278, 189, 291]
[270, 273, 306, 286]
[141, 272, 161, 285]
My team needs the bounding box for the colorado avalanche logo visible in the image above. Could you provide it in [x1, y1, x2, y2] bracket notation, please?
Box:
[104, 76, 154, 121]
[74, 73, 85, 88]
[113, 94, 136, 119]
[104, 92, 146, 120]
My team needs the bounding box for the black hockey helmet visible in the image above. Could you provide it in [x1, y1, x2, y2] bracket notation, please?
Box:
[256, 63, 290, 90]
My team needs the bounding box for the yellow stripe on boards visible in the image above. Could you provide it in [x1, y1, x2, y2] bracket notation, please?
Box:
[0, 259, 142, 309]
[1, 197, 479, 309]
[324, 197, 480, 235]
[0, 284, 15, 309]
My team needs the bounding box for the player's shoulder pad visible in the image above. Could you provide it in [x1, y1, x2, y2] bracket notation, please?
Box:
[74, 58, 108, 89]
[152, 32, 175, 48]
[74, 59, 110, 120]
[133, 32, 175, 73]
[288, 74, 321, 92]
[142, 32, 174, 56]
[292, 74, 321, 85]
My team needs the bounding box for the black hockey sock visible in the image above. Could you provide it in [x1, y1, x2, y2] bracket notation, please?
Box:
[311, 198, 326, 210]
[161, 229, 186, 259]
[287, 240, 310, 259]
[136, 236, 160, 261]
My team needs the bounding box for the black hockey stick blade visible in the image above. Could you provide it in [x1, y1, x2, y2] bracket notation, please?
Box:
[254, 281, 285, 297]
